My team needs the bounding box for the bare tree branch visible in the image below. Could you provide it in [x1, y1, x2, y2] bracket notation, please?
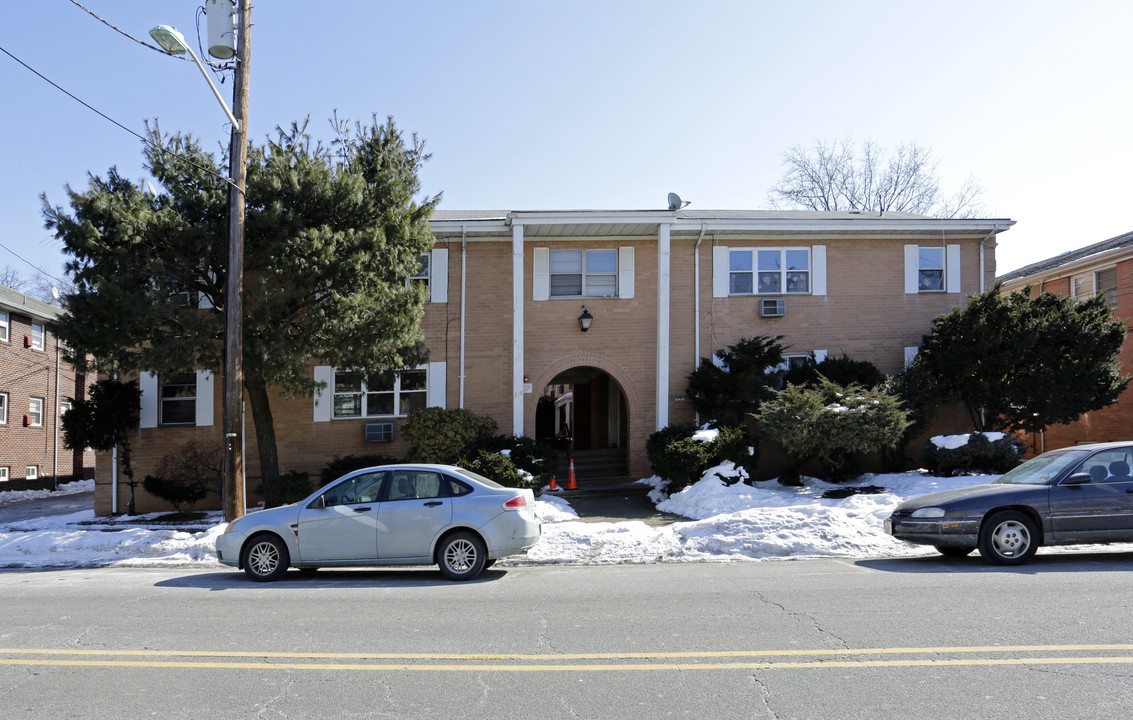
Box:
[768, 138, 984, 218]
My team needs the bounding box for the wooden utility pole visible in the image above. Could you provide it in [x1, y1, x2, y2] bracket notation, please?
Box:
[223, 0, 251, 521]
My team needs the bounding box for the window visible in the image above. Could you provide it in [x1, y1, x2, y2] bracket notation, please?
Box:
[333, 368, 427, 419]
[28, 397, 43, 427]
[60, 399, 72, 418]
[0, 392, 6, 424]
[320, 471, 386, 506]
[550, 249, 617, 297]
[388, 470, 444, 501]
[0, 467, 7, 482]
[409, 253, 430, 291]
[729, 249, 810, 295]
[917, 247, 945, 291]
[1075, 269, 1117, 310]
[0, 312, 8, 342]
[1077, 449, 1133, 483]
[30, 322, 45, 351]
[160, 372, 197, 425]
[26, 466, 38, 480]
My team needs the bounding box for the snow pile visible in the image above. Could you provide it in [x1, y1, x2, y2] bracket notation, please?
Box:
[931, 431, 1007, 449]
[0, 478, 94, 506]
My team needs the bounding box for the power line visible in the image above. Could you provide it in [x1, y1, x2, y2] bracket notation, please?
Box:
[0, 240, 67, 287]
[0, 43, 234, 187]
[65, 0, 229, 69]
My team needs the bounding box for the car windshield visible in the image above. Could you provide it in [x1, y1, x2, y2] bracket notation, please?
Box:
[993, 450, 1090, 485]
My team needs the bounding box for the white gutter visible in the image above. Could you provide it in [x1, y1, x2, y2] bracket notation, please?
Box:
[459, 226, 467, 408]
[693, 223, 706, 426]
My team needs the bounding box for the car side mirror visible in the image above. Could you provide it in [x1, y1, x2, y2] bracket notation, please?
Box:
[309, 495, 326, 509]
[1063, 473, 1092, 486]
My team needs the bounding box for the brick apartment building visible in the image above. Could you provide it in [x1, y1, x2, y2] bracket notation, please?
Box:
[0, 285, 93, 491]
[998, 229, 1133, 454]
[95, 208, 1014, 515]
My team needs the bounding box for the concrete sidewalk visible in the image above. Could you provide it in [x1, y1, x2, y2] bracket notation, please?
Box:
[0, 490, 94, 524]
[544, 482, 686, 526]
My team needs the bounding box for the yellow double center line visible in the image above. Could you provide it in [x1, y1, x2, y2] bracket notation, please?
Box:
[1, 644, 1132, 672]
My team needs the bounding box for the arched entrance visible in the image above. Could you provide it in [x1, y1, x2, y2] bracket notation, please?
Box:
[536, 366, 629, 482]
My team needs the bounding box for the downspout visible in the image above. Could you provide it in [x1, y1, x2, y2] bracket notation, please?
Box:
[459, 225, 468, 409]
[111, 371, 118, 515]
[53, 342, 60, 490]
[693, 223, 706, 426]
[978, 225, 999, 293]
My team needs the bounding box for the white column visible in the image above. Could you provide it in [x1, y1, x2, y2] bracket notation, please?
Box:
[656, 223, 671, 430]
[512, 223, 525, 436]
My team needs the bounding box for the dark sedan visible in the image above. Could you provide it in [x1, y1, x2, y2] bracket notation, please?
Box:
[886, 442, 1133, 564]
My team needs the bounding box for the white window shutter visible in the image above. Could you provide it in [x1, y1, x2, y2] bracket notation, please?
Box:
[427, 362, 447, 408]
[814, 349, 828, 363]
[712, 246, 729, 297]
[533, 248, 550, 301]
[139, 372, 158, 428]
[618, 247, 635, 299]
[904, 346, 919, 368]
[904, 245, 919, 294]
[430, 248, 448, 303]
[946, 244, 961, 293]
[195, 370, 214, 427]
[313, 366, 333, 422]
[811, 245, 827, 296]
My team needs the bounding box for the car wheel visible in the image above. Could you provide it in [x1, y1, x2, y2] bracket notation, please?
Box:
[242, 534, 290, 581]
[978, 511, 1038, 565]
[483, 559, 497, 570]
[935, 546, 974, 558]
[437, 531, 487, 581]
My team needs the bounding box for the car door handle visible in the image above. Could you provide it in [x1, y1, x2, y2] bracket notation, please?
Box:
[353, 506, 372, 512]
[424, 501, 443, 507]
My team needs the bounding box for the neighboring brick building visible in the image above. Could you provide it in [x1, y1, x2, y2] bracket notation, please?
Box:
[95, 208, 1014, 515]
[998, 229, 1133, 454]
[0, 285, 93, 491]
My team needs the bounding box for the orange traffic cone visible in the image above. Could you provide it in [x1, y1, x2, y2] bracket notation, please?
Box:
[548, 475, 559, 491]
[566, 459, 578, 490]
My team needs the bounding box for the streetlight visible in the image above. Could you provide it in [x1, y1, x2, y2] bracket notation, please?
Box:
[149, 4, 250, 522]
[147, 26, 240, 130]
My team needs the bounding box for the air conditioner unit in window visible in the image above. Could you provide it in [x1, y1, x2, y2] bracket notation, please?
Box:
[365, 422, 394, 443]
[759, 298, 786, 318]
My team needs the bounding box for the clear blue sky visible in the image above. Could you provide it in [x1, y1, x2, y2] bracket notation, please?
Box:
[2, 0, 1129, 289]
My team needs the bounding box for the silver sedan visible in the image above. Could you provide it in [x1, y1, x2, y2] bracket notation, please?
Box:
[216, 464, 541, 581]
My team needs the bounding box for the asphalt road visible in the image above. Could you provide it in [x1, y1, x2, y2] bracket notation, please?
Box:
[0, 490, 94, 524]
[3, 555, 1133, 719]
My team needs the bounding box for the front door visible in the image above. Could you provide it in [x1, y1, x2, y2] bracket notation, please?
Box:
[1049, 449, 1133, 543]
[295, 471, 386, 562]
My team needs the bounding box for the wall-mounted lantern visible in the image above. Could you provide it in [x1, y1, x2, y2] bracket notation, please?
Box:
[578, 306, 594, 332]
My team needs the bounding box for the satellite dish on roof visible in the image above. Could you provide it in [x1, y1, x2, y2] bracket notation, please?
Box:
[51, 286, 60, 301]
[667, 192, 690, 211]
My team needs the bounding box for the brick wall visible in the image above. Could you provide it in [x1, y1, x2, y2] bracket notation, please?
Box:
[0, 311, 94, 492]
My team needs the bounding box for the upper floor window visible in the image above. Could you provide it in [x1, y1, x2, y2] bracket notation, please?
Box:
[28, 397, 44, 427]
[550, 249, 618, 297]
[409, 253, 430, 291]
[917, 247, 945, 292]
[0, 312, 8, 342]
[0, 392, 6, 424]
[160, 372, 197, 425]
[332, 367, 427, 419]
[30, 322, 45, 351]
[1073, 268, 1117, 310]
[729, 248, 810, 295]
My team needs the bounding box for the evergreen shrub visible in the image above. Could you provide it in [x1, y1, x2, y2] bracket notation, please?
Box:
[402, 407, 498, 464]
[257, 470, 313, 508]
[922, 433, 1025, 476]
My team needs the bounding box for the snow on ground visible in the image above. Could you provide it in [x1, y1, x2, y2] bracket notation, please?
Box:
[2, 468, 1128, 570]
[0, 478, 95, 505]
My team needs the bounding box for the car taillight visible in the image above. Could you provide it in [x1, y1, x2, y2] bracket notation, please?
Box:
[503, 495, 527, 510]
